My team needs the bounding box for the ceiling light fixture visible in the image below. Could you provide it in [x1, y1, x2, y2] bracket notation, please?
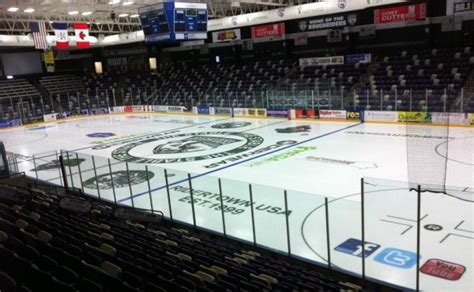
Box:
[108, 0, 121, 4]
[24, 8, 35, 13]
[130, 14, 139, 18]
[82, 11, 92, 16]
[118, 13, 129, 17]
[7, 7, 19, 12]
[123, 1, 134, 5]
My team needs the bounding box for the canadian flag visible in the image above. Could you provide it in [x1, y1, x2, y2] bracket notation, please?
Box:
[53, 23, 69, 50]
[74, 23, 90, 49]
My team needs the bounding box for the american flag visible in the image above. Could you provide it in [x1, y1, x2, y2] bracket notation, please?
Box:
[31, 21, 49, 50]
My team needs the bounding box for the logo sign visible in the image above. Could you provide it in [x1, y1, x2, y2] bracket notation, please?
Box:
[346, 54, 371, 64]
[111, 131, 264, 164]
[87, 132, 116, 138]
[374, 248, 418, 269]
[335, 238, 380, 258]
[211, 122, 251, 129]
[83, 170, 154, 190]
[374, 4, 427, 24]
[424, 224, 443, 231]
[251, 23, 285, 39]
[420, 259, 466, 281]
[212, 29, 241, 43]
[338, 0, 346, 9]
[197, 106, 210, 115]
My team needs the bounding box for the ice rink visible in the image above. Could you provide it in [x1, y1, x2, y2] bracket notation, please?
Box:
[1, 113, 473, 290]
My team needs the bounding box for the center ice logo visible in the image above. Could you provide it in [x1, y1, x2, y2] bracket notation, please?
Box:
[111, 131, 264, 164]
[153, 136, 241, 154]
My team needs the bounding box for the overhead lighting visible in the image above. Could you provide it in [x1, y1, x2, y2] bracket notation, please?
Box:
[82, 11, 92, 16]
[123, 1, 134, 5]
[130, 14, 139, 18]
[7, 75, 14, 79]
[108, 0, 121, 4]
[24, 8, 35, 13]
[118, 13, 129, 17]
[7, 7, 19, 12]
[68, 11, 79, 15]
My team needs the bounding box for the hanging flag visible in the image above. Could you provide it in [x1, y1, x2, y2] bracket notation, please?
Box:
[53, 22, 69, 50]
[43, 50, 55, 72]
[74, 23, 90, 49]
[31, 21, 49, 50]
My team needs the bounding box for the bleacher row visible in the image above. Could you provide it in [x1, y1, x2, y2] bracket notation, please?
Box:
[0, 183, 361, 292]
[1, 46, 473, 121]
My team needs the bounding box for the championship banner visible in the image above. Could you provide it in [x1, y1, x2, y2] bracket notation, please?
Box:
[374, 3, 427, 24]
[53, 22, 69, 50]
[74, 23, 90, 49]
[43, 50, 55, 72]
[212, 29, 241, 43]
[299, 56, 344, 67]
[251, 23, 285, 40]
[297, 13, 358, 32]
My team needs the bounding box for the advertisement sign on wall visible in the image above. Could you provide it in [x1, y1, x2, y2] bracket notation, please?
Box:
[446, 0, 474, 15]
[294, 33, 308, 46]
[297, 13, 358, 32]
[319, 110, 347, 119]
[299, 56, 344, 67]
[397, 111, 431, 123]
[346, 54, 371, 64]
[364, 111, 398, 122]
[374, 3, 427, 24]
[212, 29, 241, 43]
[251, 23, 285, 39]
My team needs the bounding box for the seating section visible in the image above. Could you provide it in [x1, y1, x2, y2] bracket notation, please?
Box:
[0, 184, 361, 292]
[1, 46, 472, 116]
[356, 47, 473, 112]
[0, 79, 51, 120]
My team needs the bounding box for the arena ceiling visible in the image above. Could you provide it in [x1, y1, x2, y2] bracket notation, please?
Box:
[0, 0, 313, 35]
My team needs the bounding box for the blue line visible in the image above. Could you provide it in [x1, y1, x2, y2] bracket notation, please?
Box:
[118, 122, 363, 203]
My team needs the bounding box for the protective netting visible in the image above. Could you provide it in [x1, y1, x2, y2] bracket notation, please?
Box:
[405, 112, 474, 200]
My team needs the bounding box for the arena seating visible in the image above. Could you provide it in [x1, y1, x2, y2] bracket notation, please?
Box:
[0, 183, 362, 292]
[0, 79, 52, 120]
[355, 47, 473, 112]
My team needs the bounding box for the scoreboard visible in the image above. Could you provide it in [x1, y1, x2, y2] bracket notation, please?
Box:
[139, 2, 208, 43]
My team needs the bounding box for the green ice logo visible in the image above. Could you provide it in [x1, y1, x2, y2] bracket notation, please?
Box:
[32, 158, 85, 172]
[83, 170, 154, 189]
[211, 122, 251, 129]
[246, 146, 316, 167]
[111, 131, 264, 164]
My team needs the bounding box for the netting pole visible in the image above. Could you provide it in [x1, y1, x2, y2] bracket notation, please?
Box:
[92, 156, 101, 200]
[416, 185, 421, 291]
[108, 159, 117, 205]
[361, 177, 366, 280]
[249, 184, 257, 246]
[187, 173, 197, 228]
[218, 178, 226, 237]
[325, 197, 331, 269]
[125, 162, 133, 208]
[145, 165, 154, 214]
[75, 153, 84, 191]
[284, 190, 291, 256]
[164, 169, 173, 221]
